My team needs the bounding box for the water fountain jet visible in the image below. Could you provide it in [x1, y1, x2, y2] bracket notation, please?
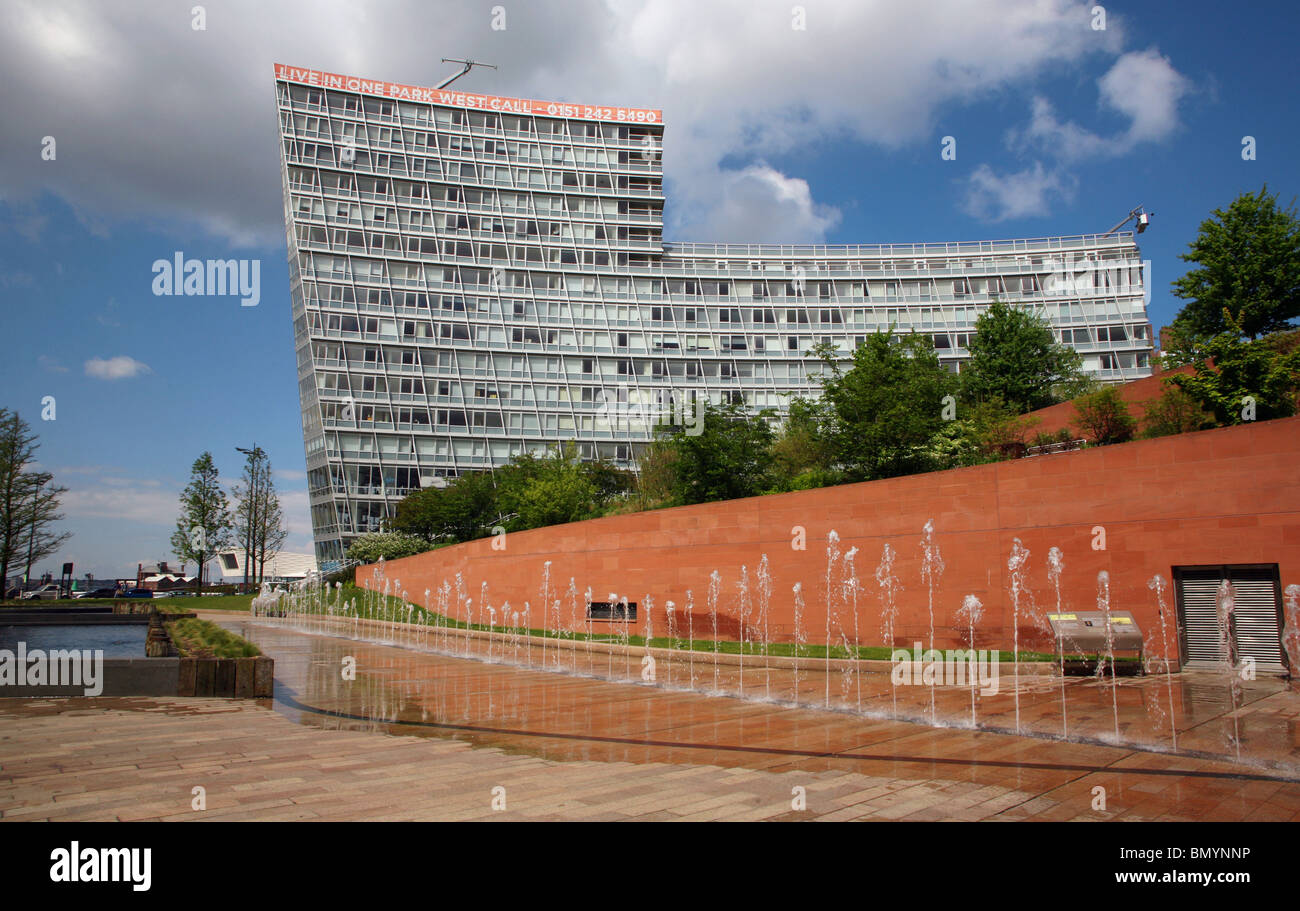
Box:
[1046, 547, 1069, 739]
[1147, 574, 1179, 750]
[955, 594, 984, 728]
[920, 521, 944, 723]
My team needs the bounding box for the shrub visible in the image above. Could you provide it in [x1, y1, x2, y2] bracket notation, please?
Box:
[515, 468, 598, 529]
[346, 531, 429, 565]
[1030, 428, 1074, 449]
[1169, 317, 1300, 424]
[325, 564, 356, 586]
[166, 618, 261, 658]
[787, 467, 843, 491]
[1139, 385, 1215, 438]
[973, 400, 1040, 460]
[1073, 387, 1136, 444]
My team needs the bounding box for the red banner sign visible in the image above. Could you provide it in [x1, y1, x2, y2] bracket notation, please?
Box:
[275, 63, 661, 125]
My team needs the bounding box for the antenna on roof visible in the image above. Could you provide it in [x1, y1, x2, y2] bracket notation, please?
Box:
[436, 58, 498, 89]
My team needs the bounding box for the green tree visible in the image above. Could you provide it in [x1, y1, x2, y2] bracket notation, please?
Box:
[0, 409, 72, 595]
[516, 466, 598, 529]
[579, 459, 635, 506]
[231, 447, 265, 592]
[346, 531, 428, 564]
[392, 444, 636, 542]
[663, 401, 775, 505]
[0, 409, 39, 593]
[1171, 186, 1300, 340]
[631, 439, 678, 511]
[232, 446, 285, 589]
[1169, 312, 1300, 424]
[15, 471, 71, 586]
[814, 331, 957, 481]
[767, 395, 837, 490]
[1139, 385, 1215, 439]
[962, 299, 1089, 413]
[393, 470, 498, 543]
[252, 459, 288, 587]
[170, 452, 233, 594]
[1073, 387, 1136, 445]
[968, 397, 1042, 461]
[1156, 320, 1209, 370]
[492, 452, 555, 528]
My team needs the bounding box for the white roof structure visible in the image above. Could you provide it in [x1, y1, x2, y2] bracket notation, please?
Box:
[211, 549, 318, 583]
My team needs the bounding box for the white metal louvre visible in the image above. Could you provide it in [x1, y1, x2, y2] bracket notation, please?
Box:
[1231, 570, 1285, 673]
[1178, 567, 1284, 673]
[1179, 571, 1224, 668]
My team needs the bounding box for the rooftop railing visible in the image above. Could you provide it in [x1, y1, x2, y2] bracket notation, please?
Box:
[663, 233, 1138, 260]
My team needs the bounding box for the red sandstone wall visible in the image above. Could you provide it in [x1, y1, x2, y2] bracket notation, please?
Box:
[1025, 366, 1194, 440]
[360, 415, 1300, 663]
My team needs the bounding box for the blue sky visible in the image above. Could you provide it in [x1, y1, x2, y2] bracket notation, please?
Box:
[1, 0, 1297, 580]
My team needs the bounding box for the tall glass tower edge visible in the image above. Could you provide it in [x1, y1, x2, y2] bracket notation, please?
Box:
[274, 64, 1155, 566]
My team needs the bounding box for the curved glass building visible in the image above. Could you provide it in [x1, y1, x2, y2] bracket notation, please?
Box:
[274, 64, 1155, 565]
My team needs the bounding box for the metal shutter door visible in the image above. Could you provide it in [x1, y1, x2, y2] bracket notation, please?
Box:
[1179, 571, 1224, 669]
[1229, 570, 1284, 673]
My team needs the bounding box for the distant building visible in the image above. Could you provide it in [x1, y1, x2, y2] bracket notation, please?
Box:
[135, 561, 194, 592]
[210, 549, 319, 586]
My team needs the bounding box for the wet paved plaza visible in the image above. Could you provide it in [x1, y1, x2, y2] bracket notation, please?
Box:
[2, 612, 1299, 821]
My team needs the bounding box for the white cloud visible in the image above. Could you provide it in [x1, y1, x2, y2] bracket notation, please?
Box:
[62, 475, 178, 525]
[1018, 96, 1114, 160]
[679, 164, 841, 243]
[50, 464, 127, 475]
[971, 47, 1188, 219]
[1016, 47, 1190, 161]
[1099, 48, 1190, 143]
[84, 355, 151, 380]
[963, 162, 1075, 222]
[0, 0, 1130, 245]
[38, 354, 69, 373]
[277, 487, 314, 551]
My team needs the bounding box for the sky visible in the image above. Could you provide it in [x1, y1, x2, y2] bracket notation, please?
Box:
[0, 0, 1297, 581]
